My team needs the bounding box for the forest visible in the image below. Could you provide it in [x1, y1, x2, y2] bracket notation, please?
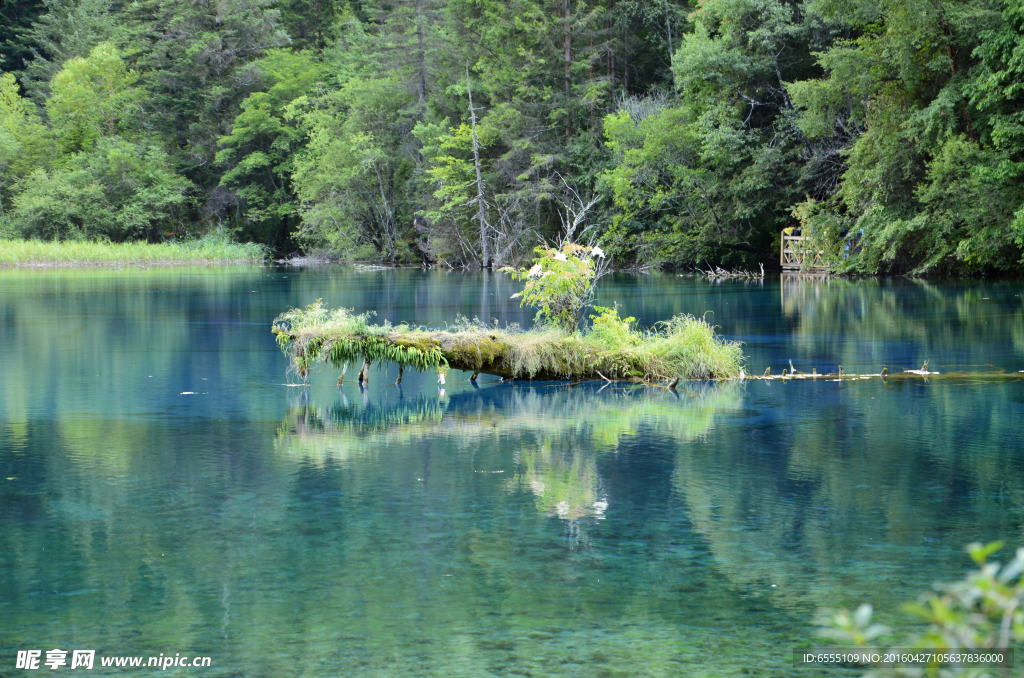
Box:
[1, 0, 1024, 274]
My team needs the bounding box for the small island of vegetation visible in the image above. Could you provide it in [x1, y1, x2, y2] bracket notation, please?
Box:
[273, 244, 744, 383]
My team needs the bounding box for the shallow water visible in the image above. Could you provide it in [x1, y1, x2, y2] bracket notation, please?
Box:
[1, 267, 1023, 677]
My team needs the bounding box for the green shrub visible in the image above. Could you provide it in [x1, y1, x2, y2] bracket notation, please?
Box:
[818, 542, 1024, 676]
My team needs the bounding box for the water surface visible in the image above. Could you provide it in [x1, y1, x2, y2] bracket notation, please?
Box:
[2, 267, 1023, 677]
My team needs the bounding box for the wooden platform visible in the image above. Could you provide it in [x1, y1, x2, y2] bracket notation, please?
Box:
[780, 233, 829, 272]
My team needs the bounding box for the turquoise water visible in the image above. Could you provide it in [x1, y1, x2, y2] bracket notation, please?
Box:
[2, 267, 1023, 677]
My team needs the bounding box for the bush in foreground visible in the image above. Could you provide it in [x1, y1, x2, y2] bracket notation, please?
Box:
[817, 541, 1024, 677]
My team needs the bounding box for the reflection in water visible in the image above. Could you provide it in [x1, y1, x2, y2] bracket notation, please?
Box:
[675, 376, 1024, 620]
[778, 276, 1024, 372]
[276, 383, 744, 522]
[2, 266, 1023, 677]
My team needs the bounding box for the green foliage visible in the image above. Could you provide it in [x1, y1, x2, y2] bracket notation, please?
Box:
[11, 138, 191, 240]
[20, 0, 117, 101]
[0, 72, 50, 218]
[0, 0, 46, 73]
[789, 0, 1024, 273]
[589, 306, 641, 348]
[503, 243, 605, 335]
[413, 119, 489, 262]
[600, 0, 814, 267]
[819, 542, 1024, 676]
[46, 42, 143, 154]
[216, 50, 321, 247]
[292, 68, 417, 261]
[0, 0, 1021, 268]
[128, 0, 289, 198]
[0, 235, 267, 265]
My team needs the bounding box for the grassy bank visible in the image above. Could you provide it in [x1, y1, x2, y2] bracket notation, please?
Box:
[273, 302, 743, 383]
[0, 239, 268, 267]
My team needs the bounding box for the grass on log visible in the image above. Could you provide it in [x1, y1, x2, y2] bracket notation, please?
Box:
[272, 301, 743, 382]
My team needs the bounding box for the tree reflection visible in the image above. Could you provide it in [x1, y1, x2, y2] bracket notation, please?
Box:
[276, 382, 745, 522]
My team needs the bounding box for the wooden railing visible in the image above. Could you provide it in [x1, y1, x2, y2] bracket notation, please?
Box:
[780, 234, 829, 271]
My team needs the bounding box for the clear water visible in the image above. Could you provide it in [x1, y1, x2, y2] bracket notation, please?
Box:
[2, 267, 1023, 677]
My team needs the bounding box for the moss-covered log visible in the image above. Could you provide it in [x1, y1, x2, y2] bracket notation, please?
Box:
[272, 302, 744, 383]
[275, 328, 567, 380]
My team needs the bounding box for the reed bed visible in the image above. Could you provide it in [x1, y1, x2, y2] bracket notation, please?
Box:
[0, 239, 268, 267]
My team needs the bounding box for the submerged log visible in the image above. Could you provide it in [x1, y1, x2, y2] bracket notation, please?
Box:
[749, 368, 1024, 383]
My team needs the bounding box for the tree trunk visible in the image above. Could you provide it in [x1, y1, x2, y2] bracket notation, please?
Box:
[564, 0, 572, 140]
[466, 68, 490, 268]
[665, 0, 676, 93]
[607, 0, 615, 102]
[277, 326, 737, 382]
[416, 0, 428, 108]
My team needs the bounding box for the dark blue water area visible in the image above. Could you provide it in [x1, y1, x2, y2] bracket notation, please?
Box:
[1, 266, 1023, 677]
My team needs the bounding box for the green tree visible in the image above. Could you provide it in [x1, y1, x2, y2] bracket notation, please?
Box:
[216, 49, 322, 248]
[128, 0, 289, 217]
[789, 0, 1013, 273]
[20, 0, 117, 101]
[601, 0, 815, 266]
[0, 0, 45, 73]
[0, 72, 50, 223]
[46, 42, 144, 154]
[503, 242, 607, 333]
[12, 138, 191, 240]
[293, 73, 417, 260]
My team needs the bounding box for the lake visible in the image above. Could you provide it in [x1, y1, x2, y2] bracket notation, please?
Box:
[2, 266, 1023, 677]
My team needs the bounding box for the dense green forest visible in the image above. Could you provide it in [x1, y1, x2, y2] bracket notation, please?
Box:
[1, 0, 1023, 273]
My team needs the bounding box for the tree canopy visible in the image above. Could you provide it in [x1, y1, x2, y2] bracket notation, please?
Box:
[1, 0, 1022, 273]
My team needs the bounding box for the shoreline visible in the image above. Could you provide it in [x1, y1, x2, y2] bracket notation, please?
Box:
[1, 259, 267, 268]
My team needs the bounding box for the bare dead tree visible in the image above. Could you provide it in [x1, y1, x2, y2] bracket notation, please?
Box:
[554, 173, 600, 248]
[490, 195, 535, 266]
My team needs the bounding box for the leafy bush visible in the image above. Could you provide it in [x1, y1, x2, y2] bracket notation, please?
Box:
[589, 306, 641, 349]
[818, 542, 1024, 676]
[503, 243, 607, 334]
[11, 139, 191, 241]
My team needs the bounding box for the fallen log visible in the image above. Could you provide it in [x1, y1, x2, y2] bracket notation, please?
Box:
[272, 302, 744, 384]
[746, 361, 1024, 383]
